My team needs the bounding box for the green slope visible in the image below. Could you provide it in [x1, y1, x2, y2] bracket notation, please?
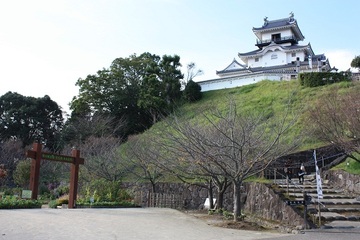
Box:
[149, 79, 358, 151]
[120, 79, 359, 182]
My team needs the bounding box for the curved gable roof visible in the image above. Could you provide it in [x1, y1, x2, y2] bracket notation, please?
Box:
[216, 58, 248, 75]
[217, 58, 246, 72]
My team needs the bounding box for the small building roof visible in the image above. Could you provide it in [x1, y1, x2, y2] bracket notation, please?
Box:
[215, 58, 247, 74]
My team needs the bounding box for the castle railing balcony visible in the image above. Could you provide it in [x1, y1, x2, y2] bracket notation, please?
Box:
[256, 35, 298, 48]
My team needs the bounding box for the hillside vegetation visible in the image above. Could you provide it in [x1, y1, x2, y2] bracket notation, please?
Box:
[147, 79, 357, 152]
[120, 78, 360, 189]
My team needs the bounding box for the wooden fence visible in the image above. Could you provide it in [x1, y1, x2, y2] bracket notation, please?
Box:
[134, 191, 184, 209]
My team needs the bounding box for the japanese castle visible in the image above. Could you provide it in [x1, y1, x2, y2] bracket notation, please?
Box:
[198, 13, 332, 92]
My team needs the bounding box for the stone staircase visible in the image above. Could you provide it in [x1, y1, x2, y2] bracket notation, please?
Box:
[274, 174, 360, 225]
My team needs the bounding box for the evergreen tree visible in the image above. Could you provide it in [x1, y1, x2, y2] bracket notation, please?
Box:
[183, 80, 202, 102]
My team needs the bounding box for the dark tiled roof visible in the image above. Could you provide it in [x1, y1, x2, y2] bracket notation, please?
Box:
[252, 16, 305, 41]
[238, 43, 313, 57]
[238, 49, 262, 57]
[216, 59, 329, 76]
[253, 17, 294, 31]
[216, 59, 247, 74]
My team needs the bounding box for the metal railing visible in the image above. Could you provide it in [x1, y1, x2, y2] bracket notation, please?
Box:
[256, 35, 297, 45]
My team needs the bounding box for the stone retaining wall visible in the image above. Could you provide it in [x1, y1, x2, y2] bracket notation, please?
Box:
[244, 183, 304, 226]
[324, 169, 360, 194]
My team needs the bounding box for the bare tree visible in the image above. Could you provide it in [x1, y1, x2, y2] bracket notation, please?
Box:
[156, 114, 231, 210]
[78, 136, 128, 182]
[63, 114, 125, 147]
[0, 139, 26, 186]
[182, 62, 203, 87]
[307, 86, 360, 162]
[124, 134, 166, 194]
[158, 99, 297, 221]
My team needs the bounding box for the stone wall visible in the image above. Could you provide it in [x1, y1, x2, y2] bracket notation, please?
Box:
[324, 169, 360, 194]
[244, 183, 304, 226]
[124, 182, 209, 209]
[124, 181, 305, 227]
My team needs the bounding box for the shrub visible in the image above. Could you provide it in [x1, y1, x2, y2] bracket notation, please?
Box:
[48, 194, 69, 208]
[183, 80, 202, 102]
[48, 199, 59, 208]
[0, 196, 42, 209]
[79, 179, 132, 203]
[13, 160, 31, 188]
[57, 194, 69, 205]
[299, 72, 351, 87]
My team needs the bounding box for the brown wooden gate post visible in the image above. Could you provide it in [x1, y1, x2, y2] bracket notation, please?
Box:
[29, 143, 41, 200]
[69, 149, 80, 209]
[27, 143, 85, 207]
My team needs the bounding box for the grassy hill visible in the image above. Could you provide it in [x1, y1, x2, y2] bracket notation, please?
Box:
[120, 79, 360, 182]
[148, 79, 358, 152]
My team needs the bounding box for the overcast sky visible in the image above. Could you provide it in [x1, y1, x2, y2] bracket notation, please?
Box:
[1, 0, 359, 115]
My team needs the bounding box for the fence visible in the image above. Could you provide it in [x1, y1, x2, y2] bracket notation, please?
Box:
[133, 191, 184, 209]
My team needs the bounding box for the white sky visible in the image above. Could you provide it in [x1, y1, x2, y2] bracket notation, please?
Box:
[1, 0, 359, 115]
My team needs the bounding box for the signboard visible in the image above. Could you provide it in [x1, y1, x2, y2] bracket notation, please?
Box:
[286, 200, 305, 206]
[27, 150, 84, 164]
[22, 190, 32, 199]
[42, 153, 75, 163]
[313, 150, 323, 199]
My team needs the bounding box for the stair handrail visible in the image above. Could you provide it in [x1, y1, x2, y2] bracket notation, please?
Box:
[271, 169, 307, 196]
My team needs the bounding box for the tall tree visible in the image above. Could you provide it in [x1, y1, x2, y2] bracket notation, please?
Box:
[71, 52, 183, 138]
[0, 92, 63, 150]
[158, 55, 183, 105]
[138, 74, 166, 124]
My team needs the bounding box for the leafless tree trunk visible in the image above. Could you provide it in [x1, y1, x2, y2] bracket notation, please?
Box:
[78, 136, 127, 182]
[124, 134, 166, 196]
[307, 86, 360, 162]
[157, 98, 298, 221]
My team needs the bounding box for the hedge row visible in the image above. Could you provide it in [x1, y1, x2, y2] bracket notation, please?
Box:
[299, 72, 351, 87]
[0, 196, 42, 209]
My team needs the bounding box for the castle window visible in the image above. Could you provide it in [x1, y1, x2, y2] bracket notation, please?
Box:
[272, 33, 281, 42]
[255, 58, 259, 62]
[271, 54, 278, 59]
[291, 53, 296, 57]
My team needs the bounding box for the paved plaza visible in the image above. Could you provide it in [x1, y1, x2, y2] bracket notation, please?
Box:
[1, 208, 360, 240]
[0, 208, 284, 240]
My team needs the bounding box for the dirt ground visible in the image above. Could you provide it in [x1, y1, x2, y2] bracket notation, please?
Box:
[184, 210, 279, 232]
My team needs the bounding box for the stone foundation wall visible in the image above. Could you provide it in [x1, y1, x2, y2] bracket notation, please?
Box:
[324, 170, 360, 194]
[244, 183, 304, 226]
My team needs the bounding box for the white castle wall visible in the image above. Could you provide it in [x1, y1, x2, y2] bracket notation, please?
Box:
[198, 73, 285, 92]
